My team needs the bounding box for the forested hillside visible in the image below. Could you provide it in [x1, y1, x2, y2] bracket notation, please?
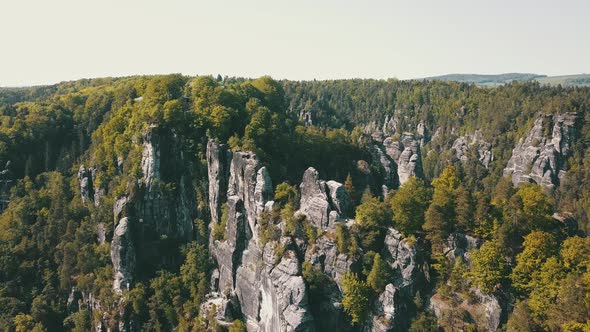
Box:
[0, 75, 589, 331]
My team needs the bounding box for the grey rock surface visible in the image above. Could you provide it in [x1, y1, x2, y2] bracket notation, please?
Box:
[365, 228, 428, 331]
[366, 284, 398, 332]
[111, 217, 135, 293]
[382, 228, 424, 291]
[211, 196, 246, 293]
[207, 140, 232, 227]
[371, 132, 423, 194]
[228, 151, 266, 241]
[326, 180, 351, 217]
[299, 167, 331, 229]
[430, 288, 501, 332]
[395, 133, 423, 186]
[443, 232, 480, 262]
[78, 165, 94, 204]
[305, 235, 358, 287]
[206, 142, 313, 331]
[452, 130, 494, 168]
[136, 126, 196, 240]
[504, 113, 579, 190]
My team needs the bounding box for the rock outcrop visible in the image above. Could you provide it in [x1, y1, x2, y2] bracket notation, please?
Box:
[385, 133, 423, 186]
[109, 126, 198, 295]
[370, 143, 398, 196]
[381, 228, 425, 292]
[382, 115, 398, 137]
[227, 151, 268, 241]
[371, 132, 423, 195]
[111, 217, 135, 293]
[452, 130, 494, 168]
[305, 236, 358, 286]
[304, 233, 358, 331]
[298, 167, 350, 230]
[207, 140, 232, 227]
[443, 232, 480, 262]
[206, 140, 313, 331]
[416, 122, 427, 147]
[135, 126, 196, 241]
[206, 141, 435, 332]
[78, 165, 95, 204]
[366, 228, 428, 331]
[368, 284, 399, 332]
[78, 164, 104, 207]
[504, 113, 579, 190]
[430, 289, 501, 332]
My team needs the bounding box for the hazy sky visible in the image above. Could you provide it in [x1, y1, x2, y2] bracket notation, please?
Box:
[1, 0, 589, 86]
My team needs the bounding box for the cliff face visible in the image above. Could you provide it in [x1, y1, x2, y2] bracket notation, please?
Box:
[504, 113, 579, 190]
[110, 126, 198, 294]
[101, 113, 586, 330]
[206, 140, 314, 332]
[298, 167, 351, 230]
[137, 126, 196, 240]
[365, 228, 428, 331]
[371, 132, 423, 195]
[206, 140, 430, 331]
[451, 130, 494, 168]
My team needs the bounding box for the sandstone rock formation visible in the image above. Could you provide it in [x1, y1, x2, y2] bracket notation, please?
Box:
[371, 132, 423, 194]
[206, 140, 314, 331]
[443, 232, 480, 262]
[78, 165, 95, 204]
[504, 113, 579, 190]
[452, 130, 494, 168]
[136, 126, 196, 241]
[386, 133, 423, 186]
[382, 115, 398, 137]
[298, 167, 351, 230]
[430, 289, 501, 332]
[109, 126, 198, 294]
[111, 217, 135, 293]
[207, 140, 232, 227]
[365, 228, 428, 331]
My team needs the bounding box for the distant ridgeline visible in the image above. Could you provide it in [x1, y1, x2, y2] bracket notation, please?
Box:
[423, 72, 590, 87]
[0, 75, 589, 331]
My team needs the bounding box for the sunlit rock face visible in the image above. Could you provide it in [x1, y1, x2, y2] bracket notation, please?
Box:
[206, 140, 314, 331]
[504, 113, 579, 190]
[298, 167, 351, 230]
[452, 130, 494, 168]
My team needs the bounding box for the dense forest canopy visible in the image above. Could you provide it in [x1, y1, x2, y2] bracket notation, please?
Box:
[0, 75, 589, 331]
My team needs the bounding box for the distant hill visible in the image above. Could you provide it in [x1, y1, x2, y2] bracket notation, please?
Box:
[422, 73, 590, 87]
[536, 74, 590, 87]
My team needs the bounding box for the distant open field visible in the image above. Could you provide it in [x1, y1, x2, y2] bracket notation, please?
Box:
[423, 73, 590, 87]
